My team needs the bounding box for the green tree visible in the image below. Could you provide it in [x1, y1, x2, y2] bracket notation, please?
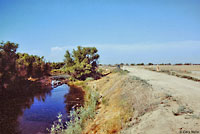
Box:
[0, 41, 19, 87]
[16, 53, 50, 77]
[50, 62, 65, 69]
[64, 50, 75, 67]
[0, 41, 51, 91]
[64, 46, 100, 80]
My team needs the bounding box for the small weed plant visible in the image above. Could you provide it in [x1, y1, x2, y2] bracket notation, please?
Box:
[112, 68, 129, 75]
[48, 87, 99, 134]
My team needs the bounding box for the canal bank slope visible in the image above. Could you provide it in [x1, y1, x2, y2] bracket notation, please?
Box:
[83, 66, 200, 134]
[83, 70, 154, 134]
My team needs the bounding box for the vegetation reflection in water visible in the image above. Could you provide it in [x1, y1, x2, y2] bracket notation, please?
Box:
[0, 79, 84, 134]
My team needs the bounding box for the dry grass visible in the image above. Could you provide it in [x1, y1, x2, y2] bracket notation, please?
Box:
[83, 71, 154, 134]
[144, 65, 200, 71]
[144, 65, 200, 82]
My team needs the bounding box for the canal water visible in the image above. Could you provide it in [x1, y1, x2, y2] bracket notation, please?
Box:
[0, 80, 84, 134]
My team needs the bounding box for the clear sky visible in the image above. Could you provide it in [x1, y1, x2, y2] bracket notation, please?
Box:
[0, 0, 200, 64]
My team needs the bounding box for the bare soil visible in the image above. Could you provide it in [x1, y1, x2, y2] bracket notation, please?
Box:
[122, 66, 200, 134]
[144, 65, 200, 81]
[84, 70, 154, 134]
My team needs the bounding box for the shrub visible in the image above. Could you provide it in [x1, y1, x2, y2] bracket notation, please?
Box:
[148, 63, 154, 65]
[137, 63, 144, 66]
[175, 63, 183, 65]
[49, 86, 99, 134]
[112, 68, 129, 75]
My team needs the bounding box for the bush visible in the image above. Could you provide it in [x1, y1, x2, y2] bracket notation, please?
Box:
[137, 63, 144, 66]
[112, 68, 129, 75]
[148, 63, 154, 65]
[49, 86, 99, 134]
[97, 68, 103, 74]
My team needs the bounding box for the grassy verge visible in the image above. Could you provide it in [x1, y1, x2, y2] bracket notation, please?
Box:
[111, 68, 130, 75]
[83, 68, 156, 134]
[48, 81, 99, 134]
[49, 67, 131, 134]
[83, 72, 135, 134]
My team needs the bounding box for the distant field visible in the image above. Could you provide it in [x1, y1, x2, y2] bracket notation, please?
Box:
[144, 65, 200, 71]
[143, 65, 200, 80]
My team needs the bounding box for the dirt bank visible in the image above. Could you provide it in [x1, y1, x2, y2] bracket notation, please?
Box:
[122, 66, 200, 134]
[83, 70, 154, 134]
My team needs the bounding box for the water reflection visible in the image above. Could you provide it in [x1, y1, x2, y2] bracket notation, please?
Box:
[19, 84, 69, 134]
[0, 79, 52, 134]
[64, 85, 85, 112]
[0, 79, 84, 134]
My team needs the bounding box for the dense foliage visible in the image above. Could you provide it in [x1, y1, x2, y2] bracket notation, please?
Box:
[16, 53, 51, 77]
[0, 41, 18, 86]
[64, 46, 100, 80]
[50, 62, 65, 69]
[0, 41, 51, 90]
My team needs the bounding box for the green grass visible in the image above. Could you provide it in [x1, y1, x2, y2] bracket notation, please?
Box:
[85, 77, 94, 81]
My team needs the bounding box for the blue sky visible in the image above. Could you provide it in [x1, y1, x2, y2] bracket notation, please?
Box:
[0, 0, 200, 64]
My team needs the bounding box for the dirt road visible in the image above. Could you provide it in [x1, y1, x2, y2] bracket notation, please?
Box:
[122, 66, 200, 134]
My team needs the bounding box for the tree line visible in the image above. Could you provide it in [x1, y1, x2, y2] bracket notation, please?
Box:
[0, 41, 51, 89]
[1, 41, 101, 90]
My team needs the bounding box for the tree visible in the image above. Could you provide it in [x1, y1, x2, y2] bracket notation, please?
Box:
[64, 46, 100, 80]
[0, 41, 19, 87]
[16, 53, 50, 77]
[50, 62, 65, 69]
[0, 41, 51, 91]
[148, 63, 154, 65]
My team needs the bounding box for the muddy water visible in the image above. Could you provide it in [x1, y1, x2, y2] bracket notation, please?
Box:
[0, 80, 84, 134]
